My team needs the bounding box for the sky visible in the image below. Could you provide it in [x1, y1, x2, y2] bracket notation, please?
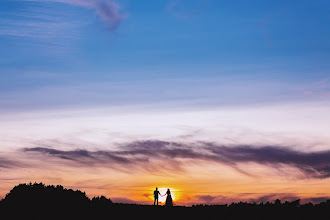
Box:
[1, 0, 330, 205]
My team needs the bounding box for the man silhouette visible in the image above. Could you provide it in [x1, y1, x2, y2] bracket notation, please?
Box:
[153, 187, 161, 205]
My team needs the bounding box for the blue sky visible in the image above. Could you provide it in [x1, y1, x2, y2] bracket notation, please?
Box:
[2, 0, 330, 204]
[1, 0, 330, 110]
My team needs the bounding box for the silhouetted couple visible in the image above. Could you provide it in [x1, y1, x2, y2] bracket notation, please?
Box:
[153, 187, 173, 206]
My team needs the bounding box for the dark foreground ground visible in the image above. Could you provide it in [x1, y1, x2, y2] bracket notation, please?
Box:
[1, 183, 330, 219]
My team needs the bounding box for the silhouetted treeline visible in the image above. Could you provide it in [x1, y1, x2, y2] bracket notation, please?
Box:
[192, 198, 314, 209]
[1, 183, 330, 220]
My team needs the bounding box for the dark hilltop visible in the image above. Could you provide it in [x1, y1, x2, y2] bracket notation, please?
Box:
[1, 182, 330, 220]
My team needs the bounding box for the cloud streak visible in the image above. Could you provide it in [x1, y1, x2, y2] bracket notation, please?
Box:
[25, 0, 125, 31]
[0, 157, 24, 169]
[23, 147, 131, 164]
[22, 140, 330, 179]
[207, 145, 330, 178]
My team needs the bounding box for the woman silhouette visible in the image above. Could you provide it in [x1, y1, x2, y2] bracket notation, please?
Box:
[164, 188, 173, 207]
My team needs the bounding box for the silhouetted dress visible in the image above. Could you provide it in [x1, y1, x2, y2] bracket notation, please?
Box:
[165, 189, 173, 207]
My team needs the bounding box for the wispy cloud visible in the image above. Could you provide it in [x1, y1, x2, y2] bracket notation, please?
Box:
[195, 195, 216, 203]
[0, 157, 24, 169]
[22, 140, 330, 179]
[24, 147, 131, 164]
[207, 144, 330, 178]
[24, 0, 126, 31]
[2, 76, 327, 112]
[0, 0, 125, 54]
[0, 18, 77, 39]
[0, 3, 82, 53]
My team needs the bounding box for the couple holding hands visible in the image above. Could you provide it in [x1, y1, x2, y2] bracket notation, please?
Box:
[153, 188, 173, 206]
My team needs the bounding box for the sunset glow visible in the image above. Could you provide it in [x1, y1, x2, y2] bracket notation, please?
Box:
[1, 0, 330, 206]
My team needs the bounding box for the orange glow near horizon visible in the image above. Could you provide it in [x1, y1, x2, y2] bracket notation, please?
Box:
[2, 162, 330, 205]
